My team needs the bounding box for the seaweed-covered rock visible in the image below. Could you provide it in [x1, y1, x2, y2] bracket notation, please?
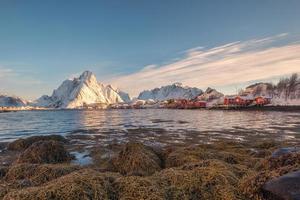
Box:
[240, 152, 300, 200]
[0, 164, 80, 199]
[112, 142, 162, 176]
[271, 147, 300, 158]
[263, 170, 300, 200]
[3, 169, 119, 200]
[114, 176, 165, 200]
[154, 160, 242, 200]
[5, 163, 80, 186]
[164, 147, 203, 168]
[7, 135, 68, 151]
[259, 152, 300, 171]
[15, 141, 73, 164]
[164, 144, 250, 168]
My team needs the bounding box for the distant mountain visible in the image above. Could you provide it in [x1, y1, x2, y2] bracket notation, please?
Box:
[0, 95, 28, 107]
[137, 83, 203, 101]
[241, 82, 274, 97]
[196, 87, 224, 101]
[34, 71, 126, 108]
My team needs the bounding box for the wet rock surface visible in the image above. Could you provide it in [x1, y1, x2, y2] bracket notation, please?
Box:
[263, 170, 300, 200]
[272, 147, 300, 158]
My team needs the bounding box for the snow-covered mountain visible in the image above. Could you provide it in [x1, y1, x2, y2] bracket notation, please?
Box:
[34, 71, 127, 108]
[137, 83, 203, 101]
[241, 83, 274, 97]
[0, 95, 28, 107]
[196, 87, 224, 101]
[115, 89, 131, 103]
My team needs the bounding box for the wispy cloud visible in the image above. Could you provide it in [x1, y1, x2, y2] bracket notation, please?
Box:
[0, 65, 43, 99]
[0, 66, 15, 78]
[109, 33, 300, 96]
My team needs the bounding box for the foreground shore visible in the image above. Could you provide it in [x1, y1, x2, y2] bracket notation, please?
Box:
[0, 134, 300, 200]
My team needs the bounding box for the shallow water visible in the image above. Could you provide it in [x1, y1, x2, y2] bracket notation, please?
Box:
[0, 109, 300, 147]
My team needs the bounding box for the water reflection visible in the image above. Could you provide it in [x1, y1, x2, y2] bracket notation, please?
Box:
[0, 110, 299, 147]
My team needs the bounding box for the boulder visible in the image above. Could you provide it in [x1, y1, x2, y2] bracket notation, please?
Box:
[111, 142, 162, 176]
[153, 159, 242, 200]
[15, 141, 73, 164]
[8, 135, 68, 151]
[5, 163, 80, 186]
[263, 170, 300, 200]
[272, 147, 300, 158]
[240, 152, 300, 199]
[114, 176, 165, 200]
[3, 169, 120, 200]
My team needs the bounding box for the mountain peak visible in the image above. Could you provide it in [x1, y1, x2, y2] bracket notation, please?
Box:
[34, 71, 129, 108]
[172, 82, 183, 87]
[205, 87, 214, 93]
[78, 71, 96, 82]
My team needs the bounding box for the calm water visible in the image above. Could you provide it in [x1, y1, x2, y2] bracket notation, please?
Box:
[0, 109, 300, 146]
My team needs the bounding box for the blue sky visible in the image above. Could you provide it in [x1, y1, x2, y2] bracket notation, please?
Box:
[1, 0, 300, 99]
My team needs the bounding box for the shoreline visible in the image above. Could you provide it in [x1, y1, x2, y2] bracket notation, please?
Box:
[0, 134, 299, 199]
[2, 105, 300, 113]
[208, 105, 300, 112]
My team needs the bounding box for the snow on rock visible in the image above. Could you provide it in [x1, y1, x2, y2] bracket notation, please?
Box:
[116, 90, 131, 103]
[0, 95, 28, 107]
[196, 87, 224, 101]
[195, 87, 224, 107]
[137, 82, 203, 101]
[107, 85, 131, 103]
[241, 83, 274, 97]
[34, 71, 125, 108]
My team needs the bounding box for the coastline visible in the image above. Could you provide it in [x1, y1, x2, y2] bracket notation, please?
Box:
[2, 105, 300, 113]
[209, 105, 300, 112]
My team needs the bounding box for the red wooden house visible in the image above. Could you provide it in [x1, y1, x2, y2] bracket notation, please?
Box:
[224, 95, 272, 107]
[254, 96, 271, 105]
[186, 100, 207, 108]
[224, 95, 254, 106]
[165, 99, 206, 109]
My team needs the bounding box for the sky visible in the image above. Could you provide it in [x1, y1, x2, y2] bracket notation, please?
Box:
[0, 0, 300, 99]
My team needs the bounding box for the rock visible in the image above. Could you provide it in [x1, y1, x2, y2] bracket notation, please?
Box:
[0, 166, 8, 179]
[153, 160, 242, 200]
[114, 176, 165, 200]
[260, 152, 300, 171]
[240, 152, 300, 200]
[15, 141, 73, 164]
[4, 163, 80, 186]
[263, 170, 300, 200]
[111, 142, 162, 176]
[3, 169, 120, 200]
[272, 147, 300, 158]
[7, 135, 68, 151]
